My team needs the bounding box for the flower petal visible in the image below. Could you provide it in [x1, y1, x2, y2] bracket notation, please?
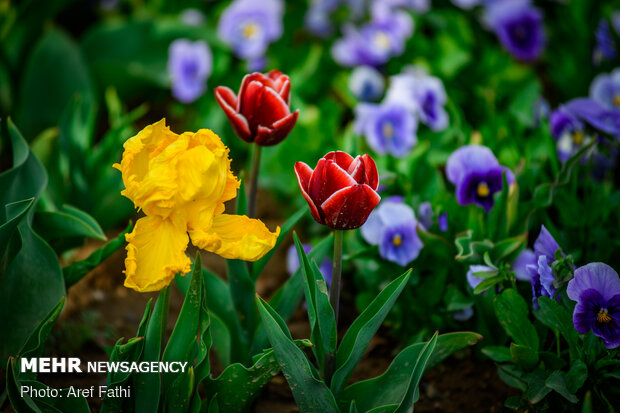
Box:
[124, 215, 191, 292]
[295, 162, 322, 223]
[214, 86, 252, 142]
[313, 160, 358, 206]
[190, 214, 280, 262]
[446, 145, 499, 186]
[321, 184, 381, 230]
[254, 110, 299, 146]
[324, 151, 355, 171]
[567, 262, 620, 302]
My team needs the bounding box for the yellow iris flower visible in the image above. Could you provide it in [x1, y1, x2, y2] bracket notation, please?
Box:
[114, 119, 280, 292]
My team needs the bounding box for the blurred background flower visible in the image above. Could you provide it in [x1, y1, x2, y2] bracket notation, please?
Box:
[167, 39, 212, 103]
[354, 102, 418, 157]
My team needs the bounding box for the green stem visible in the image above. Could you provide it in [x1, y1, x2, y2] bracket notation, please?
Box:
[247, 144, 262, 219]
[325, 230, 343, 384]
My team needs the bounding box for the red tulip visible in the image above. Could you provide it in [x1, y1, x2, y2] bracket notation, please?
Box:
[214, 70, 299, 146]
[295, 151, 381, 230]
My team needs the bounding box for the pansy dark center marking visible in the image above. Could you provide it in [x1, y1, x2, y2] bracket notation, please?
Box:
[243, 23, 259, 39]
[597, 308, 612, 324]
[572, 131, 584, 145]
[614, 94, 620, 107]
[477, 182, 490, 198]
[382, 122, 394, 139]
[392, 234, 402, 246]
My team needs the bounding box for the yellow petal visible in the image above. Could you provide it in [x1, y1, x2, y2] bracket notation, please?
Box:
[189, 214, 280, 262]
[124, 215, 191, 292]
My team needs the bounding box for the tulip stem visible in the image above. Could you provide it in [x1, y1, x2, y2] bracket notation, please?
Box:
[247, 144, 262, 219]
[325, 230, 343, 384]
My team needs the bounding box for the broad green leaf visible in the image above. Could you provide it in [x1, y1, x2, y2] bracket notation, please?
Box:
[18, 28, 94, 139]
[226, 258, 255, 362]
[206, 341, 311, 413]
[256, 296, 339, 413]
[526, 369, 552, 403]
[135, 287, 170, 413]
[510, 343, 539, 370]
[34, 204, 106, 248]
[534, 296, 579, 362]
[0, 198, 34, 274]
[493, 288, 539, 350]
[101, 337, 146, 413]
[0, 212, 65, 366]
[393, 332, 439, 413]
[338, 332, 481, 412]
[331, 271, 411, 396]
[473, 275, 503, 295]
[545, 370, 579, 403]
[63, 223, 131, 288]
[491, 234, 527, 263]
[454, 230, 494, 264]
[252, 207, 307, 280]
[481, 346, 512, 363]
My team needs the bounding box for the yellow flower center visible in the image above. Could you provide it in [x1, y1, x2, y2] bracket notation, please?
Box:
[392, 234, 402, 246]
[614, 94, 620, 107]
[383, 123, 394, 139]
[374, 32, 391, 50]
[243, 23, 258, 39]
[477, 182, 490, 198]
[597, 308, 612, 324]
[572, 131, 584, 145]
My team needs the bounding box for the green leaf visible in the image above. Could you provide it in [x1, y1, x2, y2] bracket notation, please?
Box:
[162, 255, 204, 394]
[101, 336, 146, 412]
[493, 289, 539, 350]
[338, 332, 481, 412]
[18, 28, 94, 139]
[34, 204, 106, 248]
[256, 296, 339, 413]
[252, 207, 306, 279]
[534, 296, 579, 362]
[0, 198, 34, 274]
[545, 370, 579, 403]
[454, 230, 494, 264]
[526, 369, 552, 403]
[16, 296, 66, 381]
[481, 346, 512, 363]
[331, 271, 411, 396]
[226, 258, 256, 362]
[491, 234, 527, 263]
[294, 233, 336, 370]
[206, 341, 311, 413]
[0, 206, 65, 366]
[252, 234, 333, 353]
[134, 287, 170, 413]
[510, 343, 539, 370]
[393, 332, 439, 413]
[473, 275, 503, 295]
[488, 172, 511, 240]
[63, 222, 132, 288]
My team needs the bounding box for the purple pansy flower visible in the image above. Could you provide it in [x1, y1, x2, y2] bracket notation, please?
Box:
[512, 248, 536, 281]
[467, 265, 495, 291]
[590, 68, 620, 111]
[485, 0, 545, 62]
[331, 9, 413, 67]
[549, 106, 590, 162]
[354, 102, 418, 157]
[526, 225, 564, 308]
[593, 20, 616, 64]
[563, 98, 620, 138]
[286, 244, 333, 286]
[446, 145, 515, 212]
[386, 69, 449, 131]
[361, 198, 423, 266]
[372, 0, 430, 14]
[167, 39, 212, 103]
[217, 0, 283, 70]
[349, 66, 385, 101]
[567, 263, 620, 349]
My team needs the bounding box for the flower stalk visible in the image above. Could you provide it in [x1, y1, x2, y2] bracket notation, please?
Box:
[247, 144, 262, 218]
[325, 229, 343, 384]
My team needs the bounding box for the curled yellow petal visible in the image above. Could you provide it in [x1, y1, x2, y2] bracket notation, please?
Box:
[124, 215, 191, 292]
[189, 214, 280, 262]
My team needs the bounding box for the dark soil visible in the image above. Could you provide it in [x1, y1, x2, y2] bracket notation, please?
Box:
[25, 192, 517, 412]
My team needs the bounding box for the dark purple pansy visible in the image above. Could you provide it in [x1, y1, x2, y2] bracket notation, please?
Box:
[446, 145, 515, 212]
[563, 98, 620, 138]
[485, 0, 545, 62]
[567, 263, 620, 349]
